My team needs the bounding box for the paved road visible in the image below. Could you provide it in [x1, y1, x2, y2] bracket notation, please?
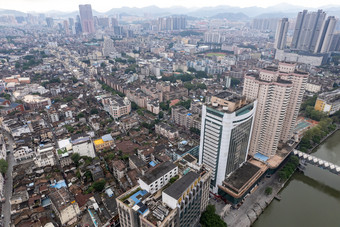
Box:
[1, 129, 14, 227]
[220, 173, 282, 227]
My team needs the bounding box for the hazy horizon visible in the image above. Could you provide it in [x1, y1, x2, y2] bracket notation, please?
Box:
[1, 0, 340, 13]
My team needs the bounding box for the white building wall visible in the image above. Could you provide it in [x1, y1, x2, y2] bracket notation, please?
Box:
[199, 102, 256, 193]
[138, 167, 178, 194]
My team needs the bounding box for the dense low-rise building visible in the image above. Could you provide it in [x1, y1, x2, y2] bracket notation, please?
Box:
[102, 95, 131, 119]
[138, 161, 178, 195]
[155, 123, 179, 140]
[117, 155, 211, 227]
[34, 144, 56, 167]
[314, 89, 340, 115]
[93, 134, 114, 151]
[49, 187, 81, 225]
[71, 134, 96, 158]
[22, 95, 51, 109]
[171, 106, 201, 130]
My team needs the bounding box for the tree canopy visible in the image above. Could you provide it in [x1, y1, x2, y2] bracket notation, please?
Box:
[71, 153, 81, 166]
[92, 179, 106, 192]
[200, 205, 227, 227]
[0, 159, 8, 174]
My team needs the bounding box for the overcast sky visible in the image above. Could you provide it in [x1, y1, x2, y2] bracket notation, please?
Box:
[1, 0, 340, 13]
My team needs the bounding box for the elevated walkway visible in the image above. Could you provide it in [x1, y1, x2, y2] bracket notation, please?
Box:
[293, 149, 340, 175]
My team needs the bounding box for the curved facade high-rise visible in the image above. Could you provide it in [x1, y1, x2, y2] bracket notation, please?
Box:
[198, 92, 257, 193]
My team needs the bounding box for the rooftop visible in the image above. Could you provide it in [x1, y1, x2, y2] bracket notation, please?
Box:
[140, 161, 177, 185]
[223, 162, 260, 191]
[49, 187, 76, 212]
[163, 171, 199, 200]
[94, 138, 104, 145]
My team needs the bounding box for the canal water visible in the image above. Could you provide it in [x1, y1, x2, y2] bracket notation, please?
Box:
[253, 130, 340, 227]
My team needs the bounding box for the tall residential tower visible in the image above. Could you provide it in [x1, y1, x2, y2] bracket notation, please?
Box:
[79, 4, 95, 34]
[243, 62, 308, 157]
[291, 9, 336, 53]
[274, 18, 289, 50]
[315, 16, 338, 53]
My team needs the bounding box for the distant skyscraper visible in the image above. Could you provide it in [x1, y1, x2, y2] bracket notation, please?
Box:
[204, 32, 221, 43]
[98, 17, 110, 29]
[315, 16, 338, 53]
[291, 10, 329, 53]
[103, 37, 115, 56]
[243, 62, 308, 157]
[75, 15, 82, 34]
[274, 18, 289, 50]
[198, 92, 257, 192]
[158, 15, 186, 31]
[252, 18, 279, 31]
[63, 20, 70, 35]
[79, 4, 95, 34]
[68, 18, 76, 35]
[46, 17, 54, 28]
[111, 18, 118, 27]
[329, 33, 340, 52]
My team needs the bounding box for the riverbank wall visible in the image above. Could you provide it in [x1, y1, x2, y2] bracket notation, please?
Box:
[223, 166, 298, 227]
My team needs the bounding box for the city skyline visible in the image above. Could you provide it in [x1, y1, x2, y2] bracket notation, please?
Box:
[0, 1, 340, 226]
[2, 1, 340, 13]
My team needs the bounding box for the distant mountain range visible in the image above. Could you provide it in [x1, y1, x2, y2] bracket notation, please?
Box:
[1, 4, 340, 20]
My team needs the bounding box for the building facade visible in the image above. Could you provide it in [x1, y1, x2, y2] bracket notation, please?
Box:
[314, 89, 340, 115]
[79, 4, 95, 34]
[49, 188, 81, 225]
[116, 155, 211, 227]
[71, 134, 96, 158]
[274, 18, 289, 50]
[291, 10, 336, 54]
[199, 92, 257, 192]
[243, 62, 308, 157]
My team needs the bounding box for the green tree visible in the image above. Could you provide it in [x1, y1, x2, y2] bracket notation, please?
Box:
[188, 67, 196, 72]
[265, 187, 273, 195]
[158, 111, 164, 119]
[77, 113, 85, 118]
[65, 125, 75, 133]
[196, 83, 207, 90]
[195, 71, 208, 78]
[177, 100, 191, 110]
[131, 101, 139, 110]
[200, 205, 227, 227]
[0, 159, 8, 174]
[160, 101, 170, 111]
[190, 127, 200, 135]
[71, 153, 81, 166]
[92, 180, 106, 192]
[278, 170, 287, 181]
[72, 77, 78, 83]
[231, 78, 241, 87]
[90, 108, 99, 115]
[184, 82, 195, 90]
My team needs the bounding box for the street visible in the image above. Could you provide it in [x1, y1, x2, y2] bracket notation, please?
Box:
[1, 129, 15, 227]
[216, 173, 283, 227]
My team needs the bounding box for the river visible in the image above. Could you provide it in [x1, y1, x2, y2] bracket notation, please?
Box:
[253, 130, 340, 227]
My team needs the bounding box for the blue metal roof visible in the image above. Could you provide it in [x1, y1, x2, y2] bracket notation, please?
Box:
[149, 161, 156, 167]
[102, 134, 113, 142]
[254, 153, 269, 162]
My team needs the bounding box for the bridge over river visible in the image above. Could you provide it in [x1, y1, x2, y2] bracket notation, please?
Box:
[293, 149, 340, 175]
